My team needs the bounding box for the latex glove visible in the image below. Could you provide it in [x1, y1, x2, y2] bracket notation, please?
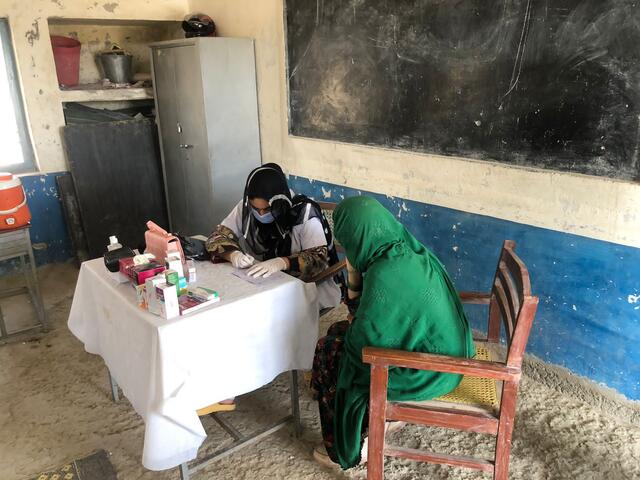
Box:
[230, 250, 255, 269]
[247, 257, 287, 278]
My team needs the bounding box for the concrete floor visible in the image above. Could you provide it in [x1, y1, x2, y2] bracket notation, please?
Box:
[0, 262, 639, 480]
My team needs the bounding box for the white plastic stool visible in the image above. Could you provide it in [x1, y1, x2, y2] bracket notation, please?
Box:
[0, 225, 48, 341]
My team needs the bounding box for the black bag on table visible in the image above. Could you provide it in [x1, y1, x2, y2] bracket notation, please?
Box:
[176, 234, 208, 261]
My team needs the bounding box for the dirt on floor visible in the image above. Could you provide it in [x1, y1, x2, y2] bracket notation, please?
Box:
[0, 263, 639, 480]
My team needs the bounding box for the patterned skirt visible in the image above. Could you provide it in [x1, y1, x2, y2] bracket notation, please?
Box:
[310, 320, 368, 464]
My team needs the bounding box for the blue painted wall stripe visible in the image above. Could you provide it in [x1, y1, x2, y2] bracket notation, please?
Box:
[288, 175, 640, 401]
[22, 172, 73, 265]
[0, 173, 73, 275]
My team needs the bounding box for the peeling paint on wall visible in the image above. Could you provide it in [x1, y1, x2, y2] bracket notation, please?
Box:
[102, 2, 119, 13]
[25, 19, 40, 46]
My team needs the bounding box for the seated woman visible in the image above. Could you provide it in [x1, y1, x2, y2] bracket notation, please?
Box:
[311, 196, 475, 468]
[206, 163, 342, 310]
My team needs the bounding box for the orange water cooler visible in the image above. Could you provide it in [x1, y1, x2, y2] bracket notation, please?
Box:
[0, 173, 31, 230]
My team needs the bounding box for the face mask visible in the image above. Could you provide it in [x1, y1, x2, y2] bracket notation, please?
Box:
[252, 208, 275, 224]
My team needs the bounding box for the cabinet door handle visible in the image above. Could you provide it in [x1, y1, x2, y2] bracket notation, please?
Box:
[179, 144, 194, 149]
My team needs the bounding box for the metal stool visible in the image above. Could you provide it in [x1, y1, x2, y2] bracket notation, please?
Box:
[0, 225, 48, 341]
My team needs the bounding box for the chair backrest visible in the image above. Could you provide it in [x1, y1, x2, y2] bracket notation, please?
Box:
[317, 201, 344, 254]
[487, 240, 539, 369]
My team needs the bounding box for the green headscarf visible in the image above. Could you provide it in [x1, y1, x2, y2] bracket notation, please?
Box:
[332, 196, 475, 468]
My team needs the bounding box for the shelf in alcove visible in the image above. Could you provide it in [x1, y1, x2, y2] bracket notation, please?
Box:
[59, 84, 154, 103]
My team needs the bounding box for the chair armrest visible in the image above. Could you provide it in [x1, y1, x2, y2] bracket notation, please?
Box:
[308, 259, 346, 284]
[459, 291, 491, 304]
[362, 347, 520, 381]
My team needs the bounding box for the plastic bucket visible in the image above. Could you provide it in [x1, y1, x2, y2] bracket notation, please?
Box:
[51, 36, 81, 87]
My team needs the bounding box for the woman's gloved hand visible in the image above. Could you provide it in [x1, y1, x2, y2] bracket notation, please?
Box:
[247, 257, 288, 278]
[229, 250, 255, 269]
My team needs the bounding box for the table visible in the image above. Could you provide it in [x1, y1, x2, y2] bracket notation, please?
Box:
[0, 225, 47, 341]
[68, 258, 319, 476]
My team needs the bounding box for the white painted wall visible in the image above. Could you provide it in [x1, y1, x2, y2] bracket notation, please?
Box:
[188, 0, 640, 248]
[0, 0, 188, 174]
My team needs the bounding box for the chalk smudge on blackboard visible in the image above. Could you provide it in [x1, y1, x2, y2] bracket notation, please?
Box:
[501, 0, 533, 101]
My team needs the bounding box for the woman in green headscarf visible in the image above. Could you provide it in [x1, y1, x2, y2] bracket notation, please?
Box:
[310, 196, 475, 469]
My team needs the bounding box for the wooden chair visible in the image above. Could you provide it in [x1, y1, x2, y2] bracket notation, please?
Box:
[363, 240, 539, 480]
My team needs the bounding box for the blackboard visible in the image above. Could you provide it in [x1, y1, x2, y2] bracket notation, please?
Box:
[63, 119, 168, 259]
[286, 0, 640, 181]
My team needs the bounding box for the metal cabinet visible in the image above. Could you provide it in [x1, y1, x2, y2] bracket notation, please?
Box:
[150, 38, 261, 236]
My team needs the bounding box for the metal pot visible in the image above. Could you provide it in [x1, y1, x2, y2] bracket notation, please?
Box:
[99, 50, 133, 84]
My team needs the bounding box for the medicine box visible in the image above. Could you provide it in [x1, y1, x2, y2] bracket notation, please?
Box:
[186, 260, 196, 283]
[146, 274, 167, 315]
[156, 283, 179, 319]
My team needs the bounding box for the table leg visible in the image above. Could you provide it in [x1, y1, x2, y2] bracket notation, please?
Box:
[290, 370, 301, 438]
[177, 372, 302, 478]
[109, 371, 120, 402]
[179, 462, 190, 480]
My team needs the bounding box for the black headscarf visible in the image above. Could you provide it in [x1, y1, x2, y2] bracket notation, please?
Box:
[240, 164, 339, 266]
[244, 163, 293, 237]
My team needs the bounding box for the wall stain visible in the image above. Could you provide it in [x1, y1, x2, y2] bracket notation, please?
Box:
[102, 2, 118, 13]
[51, 0, 63, 7]
[25, 19, 40, 46]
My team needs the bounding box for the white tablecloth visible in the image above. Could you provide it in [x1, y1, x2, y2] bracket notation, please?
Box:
[68, 259, 319, 471]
